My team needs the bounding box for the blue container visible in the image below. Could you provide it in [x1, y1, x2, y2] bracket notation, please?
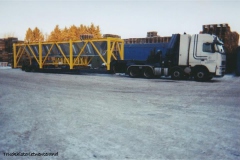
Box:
[124, 43, 168, 61]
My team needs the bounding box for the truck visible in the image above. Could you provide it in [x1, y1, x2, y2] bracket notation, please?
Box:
[110, 33, 226, 81]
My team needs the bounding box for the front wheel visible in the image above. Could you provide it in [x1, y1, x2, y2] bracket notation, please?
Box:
[194, 69, 209, 81]
[128, 67, 140, 78]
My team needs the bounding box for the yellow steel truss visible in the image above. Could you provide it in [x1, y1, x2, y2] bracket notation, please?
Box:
[13, 37, 124, 71]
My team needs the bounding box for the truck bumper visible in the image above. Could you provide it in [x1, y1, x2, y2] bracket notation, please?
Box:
[215, 66, 225, 77]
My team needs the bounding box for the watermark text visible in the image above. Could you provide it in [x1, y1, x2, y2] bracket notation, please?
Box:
[3, 152, 58, 157]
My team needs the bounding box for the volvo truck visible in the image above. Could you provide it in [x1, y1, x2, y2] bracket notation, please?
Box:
[111, 34, 226, 81]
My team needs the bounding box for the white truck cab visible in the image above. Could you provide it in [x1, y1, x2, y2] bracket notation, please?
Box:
[179, 34, 226, 80]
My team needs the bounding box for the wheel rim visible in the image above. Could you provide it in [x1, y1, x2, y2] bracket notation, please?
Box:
[130, 71, 135, 77]
[197, 72, 204, 78]
[144, 68, 152, 78]
[130, 68, 139, 77]
[144, 72, 150, 77]
[173, 71, 180, 78]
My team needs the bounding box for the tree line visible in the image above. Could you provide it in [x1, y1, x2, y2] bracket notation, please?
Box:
[24, 23, 102, 42]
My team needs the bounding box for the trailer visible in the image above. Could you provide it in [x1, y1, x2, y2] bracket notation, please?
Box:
[111, 33, 226, 81]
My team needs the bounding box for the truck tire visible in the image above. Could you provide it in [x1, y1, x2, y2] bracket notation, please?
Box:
[25, 66, 31, 72]
[194, 69, 209, 81]
[21, 65, 26, 71]
[111, 66, 118, 74]
[31, 66, 38, 72]
[143, 67, 154, 78]
[171, 68, 183, 80]
[128, 67, 140, 78]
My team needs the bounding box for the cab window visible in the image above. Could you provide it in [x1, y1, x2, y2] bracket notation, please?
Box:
[202, 43, 214, 53]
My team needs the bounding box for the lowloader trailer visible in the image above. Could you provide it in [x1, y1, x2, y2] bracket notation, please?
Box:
[111, 33, 226, 81]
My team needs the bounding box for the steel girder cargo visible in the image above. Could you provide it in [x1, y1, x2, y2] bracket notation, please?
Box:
[13, 38, 124, 71]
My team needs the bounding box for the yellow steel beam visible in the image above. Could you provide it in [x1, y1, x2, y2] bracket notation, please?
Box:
[110, 41, 117, 60]
[89, 41, 107, 64]
[39, 42, 42, 69]
[42, 44, 54, 64]
[115, 42, 122, 60]
[74, 42, 88, 65]
[73, 57, 92, 66]
[16, 47, 25, 66]
[16, 45, 31, 68]
[24, 46, 33, 64]
[16, 46, 22, 59]
[118, 41, 124, 60]
[56, 43, 70, 64]
[69, 40, 73, 69]
[15, 46, 23, 67]
[87, 57, 93, 65]
[27, 44, 40, 65]
[106, 38, 111, 70]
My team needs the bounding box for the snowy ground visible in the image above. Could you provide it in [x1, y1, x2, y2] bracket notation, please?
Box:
[0, 69, 240, 160]
[0, 66, 12, 69]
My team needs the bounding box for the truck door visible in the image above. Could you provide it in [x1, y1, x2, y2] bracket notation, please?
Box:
[193, 34, 208, 62]
[201, 42, 216, 65]
[189, 34, 216, 65]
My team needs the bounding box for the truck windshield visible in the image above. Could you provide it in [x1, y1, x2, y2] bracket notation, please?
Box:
[215, 44, 225, 54]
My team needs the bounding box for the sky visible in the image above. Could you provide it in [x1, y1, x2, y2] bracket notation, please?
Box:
[0, 0, 239, 44]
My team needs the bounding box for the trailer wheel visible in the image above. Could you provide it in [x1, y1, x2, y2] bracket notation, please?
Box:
[143, 67, 154, 78]
[25, 66, 31, 72]
[21, 65, 26, 71]
[31, 66, 38, 72]
[194, 69, 209, 81]
[112, 66, 117, 74]
[128, 67, 140, 78]
[171, 68, 183, 80]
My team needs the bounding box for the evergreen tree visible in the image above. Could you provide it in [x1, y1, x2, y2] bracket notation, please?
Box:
[26, 23, 103, 42]
[32, 27, 44, 42]
[62, 27, 69, 41]
[68, 25, 79, 41]
[25, 28, 33, 42]
[48, 25, 62, 41]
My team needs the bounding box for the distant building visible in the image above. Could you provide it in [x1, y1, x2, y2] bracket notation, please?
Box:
[0, 37, 19, 65]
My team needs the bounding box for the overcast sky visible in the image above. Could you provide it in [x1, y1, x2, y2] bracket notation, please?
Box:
[0, 0, 239, 43]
